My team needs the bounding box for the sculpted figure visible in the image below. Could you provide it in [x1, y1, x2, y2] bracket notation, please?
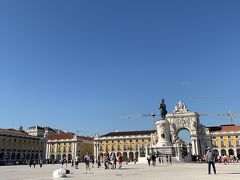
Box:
[159, 99, 167, 119]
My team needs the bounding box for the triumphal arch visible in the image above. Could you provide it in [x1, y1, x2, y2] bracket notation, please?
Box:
[149, 101, 210, 161]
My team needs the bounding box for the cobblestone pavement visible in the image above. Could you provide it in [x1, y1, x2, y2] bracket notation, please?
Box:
[0, 162, 240, 180]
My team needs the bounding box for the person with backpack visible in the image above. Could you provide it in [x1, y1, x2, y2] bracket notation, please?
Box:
[84, 152, 91, 173]
[206, 147, 216, 175]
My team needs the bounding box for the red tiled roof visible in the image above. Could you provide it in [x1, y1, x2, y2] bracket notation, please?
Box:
[208, 124, 240, 132]
[77, 135, 94, 141]
[221, 125, 240, 132]
[48, 133, 75, 140]
[101, 130, 156, 137]
[0, 128, 30, 136]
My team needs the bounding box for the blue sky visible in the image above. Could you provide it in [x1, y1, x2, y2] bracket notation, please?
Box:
[0, 0, 240, 137]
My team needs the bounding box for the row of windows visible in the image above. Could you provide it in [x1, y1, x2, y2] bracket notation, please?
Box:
[212, 135, 239, 140]
[99, 139, 150, 144]
[212, 140, 240, 147]
[0, 138, 43, 144]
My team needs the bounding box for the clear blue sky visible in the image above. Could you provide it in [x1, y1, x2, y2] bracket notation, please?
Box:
[1, 0, 240, 137]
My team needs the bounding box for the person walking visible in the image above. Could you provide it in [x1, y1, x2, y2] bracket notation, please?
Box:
[39, 159, 43, 168]
[206, 147, 216, 175]
[147, 155, 151, 166]
[118, 153, 123, 169]
[84, 153, 91, 173]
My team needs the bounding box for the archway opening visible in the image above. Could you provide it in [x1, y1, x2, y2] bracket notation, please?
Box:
[221, 149, 226, 156]
[213, 149, 219, 157]
[228, 149, 234, 156]
[129, 152, 134, 161]
[177, 129, 192, 158]
[237, 149, 240, 159]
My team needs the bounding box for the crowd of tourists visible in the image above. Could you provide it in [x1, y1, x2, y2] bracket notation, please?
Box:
[147, 154, 172, 166]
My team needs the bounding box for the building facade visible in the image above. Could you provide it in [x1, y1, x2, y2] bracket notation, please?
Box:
[0, 128, 45, 165]
[46, 132, 94, 162]
[94, 130, 155, 161]
[26, 125, 61, 138]
[209, 124, 240, 158]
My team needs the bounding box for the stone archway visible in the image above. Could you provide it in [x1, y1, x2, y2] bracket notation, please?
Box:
[228, 149, 234, 156]
[129, 152, 134, 161]
[0, 152, 4, 160]
[166, 101, 204, 156]
[123, 152, 128, 161]
[237, 149, 240, 159]
[221, 149, 226, 155]
[50, 154, 55, 160]
[213, 149, 219, 156]
[16, 153, 21, 160]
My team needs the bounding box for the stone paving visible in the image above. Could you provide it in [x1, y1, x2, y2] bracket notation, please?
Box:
[0, 162, 240, 180]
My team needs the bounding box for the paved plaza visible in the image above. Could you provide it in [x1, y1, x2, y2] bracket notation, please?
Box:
[0, 162, 240, 180]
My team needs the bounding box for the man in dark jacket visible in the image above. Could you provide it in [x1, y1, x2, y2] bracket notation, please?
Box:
[206, 147, 216, 174]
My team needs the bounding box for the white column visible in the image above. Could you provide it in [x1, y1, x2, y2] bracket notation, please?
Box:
[45, 143, 49, 159]
[191, 140, 196, 155]
[74, 142, 78, 159]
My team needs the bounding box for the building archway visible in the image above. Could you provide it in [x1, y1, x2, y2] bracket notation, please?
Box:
[129, 152, 134, 161]
[0, 152, 4, 160]
[213, 149, 219, 156]
[123, 152, 128, 161]
[135, 152, 138, 161]
[165, 102, 205, 156]
[31, 153, 34, 160]
[62, 154, 66, 160]
[177, 128, 191, 157]
[26, 153, 30, 160]
[16, 153, 21, 160]
[11, 153, 16, 160]
[228, 149, 234, 156]
[68, 154, 72, 162]
[35, 154, 39, 160]
[57, 154, 61, 161]
[22, 153, 25, 160]
[236, 149, 240, 159]
[50, 154, 55, 160]
[221, 149, 226, 156]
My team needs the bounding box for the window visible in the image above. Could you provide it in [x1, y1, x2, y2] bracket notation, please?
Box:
[221, 141, 224, 147]
[142, 139, 144, 142]
[117, 140, 120, 143]
[136, 139, 138, 142]
[112, 140, 114, 143]
[123, 144, 126, 150]
[130, 139, 132, 142]
[129, 144, 133, 150]
[117, 144, 121, 151]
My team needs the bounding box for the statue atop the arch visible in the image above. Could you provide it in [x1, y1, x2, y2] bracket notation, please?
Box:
[173, 101, 188, 114]
[159, 99, 167, 119]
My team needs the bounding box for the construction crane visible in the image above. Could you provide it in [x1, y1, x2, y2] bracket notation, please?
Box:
[121, 112, 160, 130]
[122, 111, 240, 128]
[198, 112, 240, 124]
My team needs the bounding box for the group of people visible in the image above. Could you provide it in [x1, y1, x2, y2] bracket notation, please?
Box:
[216, 154, 239, 164]
[28, 159, 43, 168]
[147, 154, 172, 166]
[102, 151, 123, 169]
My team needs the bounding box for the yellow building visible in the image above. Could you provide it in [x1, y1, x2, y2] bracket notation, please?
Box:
[94, 130, 155, 161]
[209, 124, 240, 158]
[0, 128, 45, 165]
[46, 132, 94, 162]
